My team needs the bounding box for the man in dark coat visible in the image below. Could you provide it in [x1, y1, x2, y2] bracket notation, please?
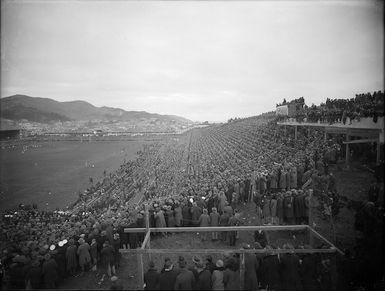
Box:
[299, 252, 318, 291]
[42, 253, 58, 289]
[25, 260, 42, 290]
[159, 258, 178, 290]
[195, 260, 212, 290]
[144, 261, 159, 290]
[205, 256, 216, 274]
[101, 241, 115, 277]
[174, 257, 195, 290]
[9, 257, 26, 290]
[261, 246, 281, 291]
[219, 211, 230, 241]
[283, 192, 295, 224]
[276, 193, 284, 225]
[182, 202, 192, 227]
[243, 244, 259, 291]
[55, 242, 67, 283]
[280, 245, 302, 291]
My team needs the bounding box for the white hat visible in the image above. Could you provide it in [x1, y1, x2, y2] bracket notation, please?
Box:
[58, 241, 64, 247]
[49, 245, 56, 251]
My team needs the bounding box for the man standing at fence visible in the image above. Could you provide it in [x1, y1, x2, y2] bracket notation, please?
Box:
[198, 209, 211, 241]
[242, 243, 259, 291]
[210, 207, 220, 241]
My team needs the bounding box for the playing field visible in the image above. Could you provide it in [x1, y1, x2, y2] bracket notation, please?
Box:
[0, 139, 150, 212]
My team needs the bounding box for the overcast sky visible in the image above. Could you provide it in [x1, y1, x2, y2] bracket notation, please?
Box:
[1, 0, 383, 122]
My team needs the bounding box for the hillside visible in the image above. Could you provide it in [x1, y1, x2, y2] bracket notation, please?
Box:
[0, 95, 192, 125]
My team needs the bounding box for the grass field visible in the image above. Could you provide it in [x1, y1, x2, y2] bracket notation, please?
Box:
[0, 139, 150, 212]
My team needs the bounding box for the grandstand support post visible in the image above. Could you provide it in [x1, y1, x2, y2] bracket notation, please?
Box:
[294, 125, 298, 140]
[345, 134, 350, 168]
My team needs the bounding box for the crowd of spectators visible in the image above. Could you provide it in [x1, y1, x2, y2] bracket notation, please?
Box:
[143, 243, 338, 291]
[277, 91, 384, 124]
[0, 102, 382, 289]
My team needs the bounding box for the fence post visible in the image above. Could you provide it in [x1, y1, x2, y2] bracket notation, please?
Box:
[137, 253, 144, 290]
[145, 204, 151, 260]
[239, 250, 245, 291]
[345, 134, 350, 168]
[308, 189, 314, 246]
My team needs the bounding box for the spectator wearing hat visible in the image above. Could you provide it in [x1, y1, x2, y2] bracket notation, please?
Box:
[228, 213, 238, 246]
[174, 202, 183, 227]
[42, 253, 58, 289]
[270, 195, 278, 225]
[212, 259, 225, 290]
[191, 202, 202, 227]
[262, 196, 271, 225]
[144, 261, 159, 290]
[223, 257, 240, 291]
[25, 259, 42, 290]
[277, 193, 284, 224]
[98, 230, 108, 255]
[219, 211, 230, 242]
[261, 245, 281, 291]
[280, 244, 302, 291]
[283, 192, 295, 225]
[65, 239, 77, 276]
[218, 192, 227, 214]
[299, 246, 318, 291]
[56, 240, 67, 282]
[195, 258, 211, 290]
[198, 209, 211, 241]
[242, 243, 259, 291]
[205, 256, 216, 274]
[166, 206, 176, 228]
[77, 237, 91, 272]
[90, 238, 98, 271]
[9, 255, 27, 290]
[155, 208, 167, 236]
[210, 208, 220, 241]
[182, 202, 192, 227]
[174, 257, 195, 290]
[159, 257, 178, 290]
[112, 233, 121, 268]
[101, 241, 115, 277]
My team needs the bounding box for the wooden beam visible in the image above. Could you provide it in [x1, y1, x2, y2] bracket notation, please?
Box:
[120, 248, 338, 254]
[141, 230, 151, 249]
[124, 225, 309, 233]
[342, 138, 378, 144]
[137, 253, 144, 289]
[307, 226, 344, 255]
[124, 228, 147, 233]
[148, 225, 309, 233]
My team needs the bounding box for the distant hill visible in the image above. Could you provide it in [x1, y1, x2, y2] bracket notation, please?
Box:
[0, 95, 192, 125]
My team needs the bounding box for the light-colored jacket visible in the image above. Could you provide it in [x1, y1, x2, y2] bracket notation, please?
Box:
[212, 269, 225, 290]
